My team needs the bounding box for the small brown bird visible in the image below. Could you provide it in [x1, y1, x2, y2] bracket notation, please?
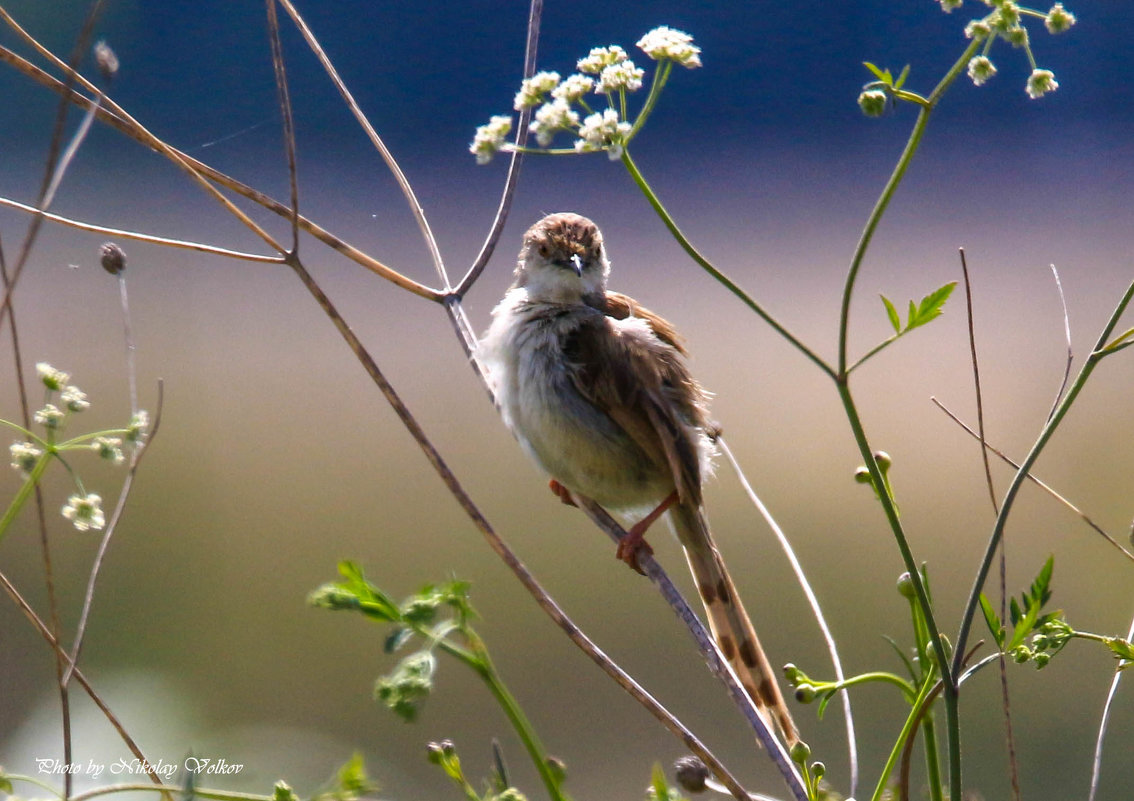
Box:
[480, 212, 798, 746]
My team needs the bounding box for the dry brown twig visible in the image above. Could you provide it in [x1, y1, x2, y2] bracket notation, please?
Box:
[931, 398, 1134, 562]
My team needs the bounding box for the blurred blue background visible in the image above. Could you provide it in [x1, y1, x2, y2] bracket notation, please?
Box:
[1, 2, 1133, 800]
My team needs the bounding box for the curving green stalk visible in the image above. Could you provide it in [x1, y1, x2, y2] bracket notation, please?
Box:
[833, 37, 982, 801]
[619, 148, 835, 379]
[0, 451, 52, 545]
[628, 59, 673, 139]
[870, 675, 938, 801]
[434, 633, 570, 801]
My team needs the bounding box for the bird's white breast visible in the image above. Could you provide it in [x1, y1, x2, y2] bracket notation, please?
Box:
[479, 288, 667, 510]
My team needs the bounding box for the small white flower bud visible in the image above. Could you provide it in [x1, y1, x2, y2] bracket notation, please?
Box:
[1025, 68, 1059, 98]
[1044, 2, 1076, 33]
[967, 55, 997, 86]
[858, 89, 888, 117]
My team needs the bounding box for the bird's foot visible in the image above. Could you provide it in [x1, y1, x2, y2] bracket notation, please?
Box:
[548, 479, 577, 507]
[615, 490, 678, 574]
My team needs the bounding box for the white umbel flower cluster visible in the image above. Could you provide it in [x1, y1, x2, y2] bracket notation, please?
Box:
[636, 26, 702, 67]
[575, 109, 632, 160]
[530, 100, 579, 146]
[62, 492, 105, 532]
[470, 115, 514, 164]
[513, 71, 561, 110]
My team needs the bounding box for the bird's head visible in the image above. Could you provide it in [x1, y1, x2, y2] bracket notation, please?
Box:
[514, 212, 609, 301]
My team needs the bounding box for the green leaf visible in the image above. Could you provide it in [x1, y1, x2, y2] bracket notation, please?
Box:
[1008, 597, 1022, 627]
[881, 294, 901, 333]
[883, 634, 917, 681]
[1101, 339, 1134, 355]
[863, 61, 888, 82]
[650, 763, 668, 799]
[490, 740, 510, 792]
[334, 561, 403, 621]
[1009, 600, 1040, 650]
[1101, 325, 1134, 353]
[1031, 556, 1054, 606]
[979, 593, 1005, 649]
[907, 282, 957, 331]
[816, 689, 835, 720]
[894, 64, 911, 91]
[336, 753, 376, 799]
[1105, 637, 1134, 663]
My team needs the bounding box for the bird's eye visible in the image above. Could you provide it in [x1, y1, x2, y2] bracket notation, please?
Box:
[538, 244, 550, 258]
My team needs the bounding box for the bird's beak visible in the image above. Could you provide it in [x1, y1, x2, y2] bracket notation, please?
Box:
[569, 253, 584, 277]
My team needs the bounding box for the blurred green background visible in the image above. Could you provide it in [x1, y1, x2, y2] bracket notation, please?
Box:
[2, 1, 1133, 800]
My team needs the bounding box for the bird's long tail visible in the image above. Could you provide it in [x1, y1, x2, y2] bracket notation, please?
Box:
[669, 501, 799, 748]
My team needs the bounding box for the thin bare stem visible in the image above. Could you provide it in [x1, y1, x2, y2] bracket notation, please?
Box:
[718, 437, 858, 796]
[957, 249, 1021, 801]
[42, 94, 100, 211]
[573, 498, 806, 801]
[0, 197, 286, 263]
[274, 0, 448, 286]
[119, 273, 137, 414]
[931, 397, 1134, 563]
[64, 383, 164, 684]
[958, 250, 998, 516]
[0, 8, 287, 258]
[453, 0, 543, 297]
[1088, 613, 1134, 801]
[1047, 263, 1074, 421]
[0, 44, 442, 300]
[265, 0, 301, 254]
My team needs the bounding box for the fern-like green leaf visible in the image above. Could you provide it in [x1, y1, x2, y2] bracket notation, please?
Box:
[881, 294, 901, 332]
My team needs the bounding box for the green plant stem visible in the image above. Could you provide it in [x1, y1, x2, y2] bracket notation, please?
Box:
[437, 635, 569, 801]
[870, 671, 943, 798]
[835, 38, 982, 801]
[922, 714, 944, 801]
[827, 671, 916, 698]
[952, 278, 1134, 673]
[848, 334, 900, 373]
[838, 377, 961, 797]
[628, 59, 672, 139]
[619, 148, 835, 378]
[839, 35, 980, 373]
[836, 106, 928, 374]
[1074, 630, 1129, 646]
[871, 676, 937, 801]
[0, 451, 51, 545]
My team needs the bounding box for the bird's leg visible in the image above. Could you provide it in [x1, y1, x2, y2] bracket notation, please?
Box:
[548, 479, 577, 507]
[615, 490, 678, 571]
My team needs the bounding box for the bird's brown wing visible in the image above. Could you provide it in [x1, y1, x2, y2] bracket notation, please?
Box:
[599, 290, 687, 354]
[570, 295, 800, 749]
[561, 305, 705, 507]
